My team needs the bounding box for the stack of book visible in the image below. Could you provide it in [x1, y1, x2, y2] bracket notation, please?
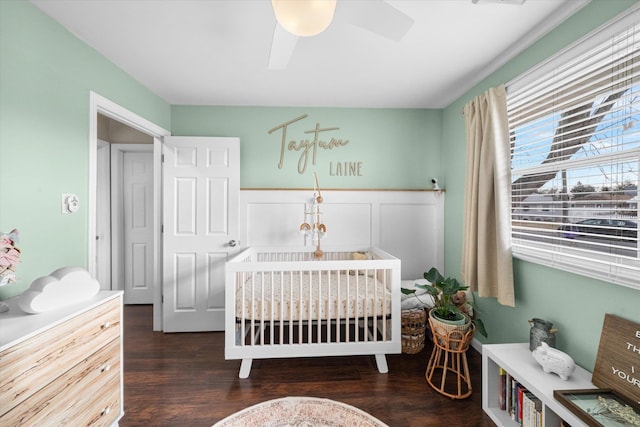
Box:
[498, 367, 545, 427]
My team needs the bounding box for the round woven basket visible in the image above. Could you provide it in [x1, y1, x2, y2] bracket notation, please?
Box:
[401, 309, 427, 354]
[428, 309, 473, 351]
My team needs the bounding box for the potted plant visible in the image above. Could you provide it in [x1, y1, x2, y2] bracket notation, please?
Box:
[401, 267, 487, 338]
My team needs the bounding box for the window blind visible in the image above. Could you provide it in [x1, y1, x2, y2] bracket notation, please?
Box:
[507, 6, 639, 289]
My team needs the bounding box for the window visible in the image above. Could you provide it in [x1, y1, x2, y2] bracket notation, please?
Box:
[507, 6, 639, 289]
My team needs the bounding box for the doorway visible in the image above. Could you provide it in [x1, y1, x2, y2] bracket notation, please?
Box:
[89, 92, 170, 331]
[111, 143, 154, 305]
[97, 120, 155, 305]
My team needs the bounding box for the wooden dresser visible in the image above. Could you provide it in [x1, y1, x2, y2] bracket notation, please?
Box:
[0, 291, 123, 426]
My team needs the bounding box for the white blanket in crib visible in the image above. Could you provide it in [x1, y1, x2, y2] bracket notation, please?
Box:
[235, 271, 391, 321]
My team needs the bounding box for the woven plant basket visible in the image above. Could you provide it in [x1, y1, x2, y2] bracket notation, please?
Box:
[401, 309, 427, 354]
[428, 309, 472, 350]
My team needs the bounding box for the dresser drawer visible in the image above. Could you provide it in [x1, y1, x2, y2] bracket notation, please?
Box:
[0, 295, 121, 417]
[1, 337, 121, 426]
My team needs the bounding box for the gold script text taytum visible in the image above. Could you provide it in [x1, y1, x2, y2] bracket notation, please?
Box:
[268, 115, 349, 174]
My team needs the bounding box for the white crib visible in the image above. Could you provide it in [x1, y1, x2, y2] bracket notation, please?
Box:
[225, 247, 401, 378]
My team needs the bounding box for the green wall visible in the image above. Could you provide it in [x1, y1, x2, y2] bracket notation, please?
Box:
[172, 106, 441, 189]
[442, 0, 640, 371]
[0, 0, 171, 298]
[0, 1, 439, 300]
[1, 0, 638, 373]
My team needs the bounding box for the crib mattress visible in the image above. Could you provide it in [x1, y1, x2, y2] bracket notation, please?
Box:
[235, 271, 391, 321]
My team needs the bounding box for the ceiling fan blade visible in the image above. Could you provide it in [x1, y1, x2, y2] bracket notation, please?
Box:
[268, 23, 299, 70]
[343, 0, 414, 42]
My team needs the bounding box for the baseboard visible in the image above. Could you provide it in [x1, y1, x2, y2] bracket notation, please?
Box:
[470, 337, 483, 354]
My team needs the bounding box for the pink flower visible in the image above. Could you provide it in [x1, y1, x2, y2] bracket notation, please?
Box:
[0, 229, 20, 282]
[0, 248, 20, 271]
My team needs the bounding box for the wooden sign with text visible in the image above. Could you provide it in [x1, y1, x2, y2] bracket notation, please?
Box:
[592, 314, 640, 406]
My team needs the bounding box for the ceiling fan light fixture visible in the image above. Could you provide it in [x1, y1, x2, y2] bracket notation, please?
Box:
[271, 0, 337, 37]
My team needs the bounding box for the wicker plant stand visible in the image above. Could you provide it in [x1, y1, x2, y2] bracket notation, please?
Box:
[425, 316, 475, 399]
[401, 309, 427, 354]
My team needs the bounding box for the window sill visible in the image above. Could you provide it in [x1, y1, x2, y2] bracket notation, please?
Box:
[512, 244, 639, 291]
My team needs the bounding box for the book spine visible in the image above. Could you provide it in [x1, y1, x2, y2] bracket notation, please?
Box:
[517, 384, 527, 425]
[510, 377, 517, 419]
[499, 367, 507, 411]
[506, 372, 512, 416]
[522, 391, 530, 426]
[533, 396, 542, 427]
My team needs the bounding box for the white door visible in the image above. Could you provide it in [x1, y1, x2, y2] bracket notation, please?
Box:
[162, 136, 240, 332]
[96, 139, 111, 290]
[122, 150, 154, 304]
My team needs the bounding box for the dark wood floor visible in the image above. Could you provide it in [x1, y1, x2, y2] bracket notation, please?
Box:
[120, 305, 496, 427]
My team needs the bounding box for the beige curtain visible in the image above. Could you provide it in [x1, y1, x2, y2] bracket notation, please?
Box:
[461, 85, 515, 307]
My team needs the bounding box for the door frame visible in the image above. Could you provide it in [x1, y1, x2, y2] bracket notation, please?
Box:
[89, 92, 170, 331]
[96, 138, 112, 291]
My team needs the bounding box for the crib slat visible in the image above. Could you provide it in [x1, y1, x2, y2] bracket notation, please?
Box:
[371, 271, 375, 342]
[288, 271, 294, 344]
[251, 273, 256, 346]
[269, 271, 274, 346]
[316, 270, 321, 344]
[278, 271, 284, 345]
[240, 272, 246, 346]
[307, 270, 313, 344]
[382, 269, 388, 340]
[336, 271, 341, 343]
[348, 273, 353, 343]
[327, 270, 332, 343]
[298, 270, 303, 344]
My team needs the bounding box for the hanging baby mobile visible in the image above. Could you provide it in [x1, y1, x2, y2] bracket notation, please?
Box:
[300, 173, 327, 258]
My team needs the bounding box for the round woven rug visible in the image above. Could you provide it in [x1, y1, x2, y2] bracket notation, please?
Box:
[213, 396, 389, 427]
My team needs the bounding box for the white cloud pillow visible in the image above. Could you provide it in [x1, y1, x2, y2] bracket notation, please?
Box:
[18, 267, 100, 314]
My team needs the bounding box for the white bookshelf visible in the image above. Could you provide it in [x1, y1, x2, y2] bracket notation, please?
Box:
[482, 343, 596, 427]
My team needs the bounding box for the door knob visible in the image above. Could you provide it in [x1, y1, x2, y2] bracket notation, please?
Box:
[228, 239, 238, 247]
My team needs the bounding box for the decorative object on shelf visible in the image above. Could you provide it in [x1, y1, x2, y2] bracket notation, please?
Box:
[18, 266, 100, 314]
[0, 229, 20, 313]
[532, 342, 576, 381]
[401, 266, 487, 338]
[591, 314, 640, 409]
[554, 389, 640, 427]
[483, 343, 597, 427]
[300, 172, 327, 259]
[529, 318, 557, 351]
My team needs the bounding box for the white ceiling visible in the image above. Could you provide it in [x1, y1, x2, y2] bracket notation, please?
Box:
[31, 0, 590, 109]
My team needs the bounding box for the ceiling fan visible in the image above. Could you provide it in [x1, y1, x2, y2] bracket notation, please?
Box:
[268, 0, 414, 70]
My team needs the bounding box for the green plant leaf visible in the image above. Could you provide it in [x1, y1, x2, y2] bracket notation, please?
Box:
[424, 267, 444, 284]
[421, 266, 487, 338]
[415, 283, 438, 297]
[473, 318, 488, 338]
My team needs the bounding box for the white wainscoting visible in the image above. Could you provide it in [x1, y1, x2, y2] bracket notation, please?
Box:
[239, 190, 445, 280]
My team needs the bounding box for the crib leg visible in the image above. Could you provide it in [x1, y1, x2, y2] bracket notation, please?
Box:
[375, 354, 389, 374]
[239, 358, 253, 379]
